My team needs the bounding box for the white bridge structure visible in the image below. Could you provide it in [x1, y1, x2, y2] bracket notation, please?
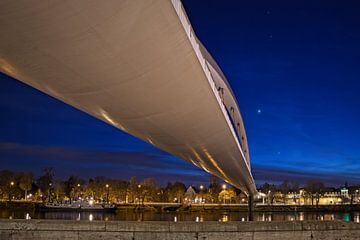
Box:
[0, 0, 257, 196]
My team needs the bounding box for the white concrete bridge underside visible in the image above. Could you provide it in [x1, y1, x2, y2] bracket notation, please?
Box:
[0, 0, 256, 195]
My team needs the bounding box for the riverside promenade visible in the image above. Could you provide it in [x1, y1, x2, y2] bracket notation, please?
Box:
[1, 219, 360, 240]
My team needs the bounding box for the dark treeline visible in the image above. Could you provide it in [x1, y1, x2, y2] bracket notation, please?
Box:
[0, 168, 226, 203]
[0, 168, 359, 205]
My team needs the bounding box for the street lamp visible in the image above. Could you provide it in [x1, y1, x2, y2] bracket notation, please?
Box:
[76, 184, 81, 199]
[9, 181, 15, 202]
[199, 185, 204, 204]
[221, 184, 227, 204]
[137, 185, 142, 206]
[48, 183, 52, 202]
[105, 184, 110, 203]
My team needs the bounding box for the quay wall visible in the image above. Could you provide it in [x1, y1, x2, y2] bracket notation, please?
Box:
[0, 219, 360, 240]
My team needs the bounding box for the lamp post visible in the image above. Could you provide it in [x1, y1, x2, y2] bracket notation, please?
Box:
[9, 181, 15, 202]
[48, 183, 52, 202]
[105, 184, 110, 204]
[77, 183, 81, 199]
[199, 185, 204, 204]
[138, 184, 142, 206]
[222, 184, 227, 204]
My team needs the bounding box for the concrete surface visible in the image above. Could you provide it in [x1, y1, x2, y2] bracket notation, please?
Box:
[0, 220, 360, 240]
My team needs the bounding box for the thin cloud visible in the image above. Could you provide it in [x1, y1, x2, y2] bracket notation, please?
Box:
[0, 142, 206, 183]
[253, 164, 360, 186]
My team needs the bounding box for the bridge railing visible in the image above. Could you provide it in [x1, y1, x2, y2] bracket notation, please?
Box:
[171, 0, 251, 170]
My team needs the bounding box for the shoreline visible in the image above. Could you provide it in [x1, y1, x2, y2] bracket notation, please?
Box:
[1, 201, 360, 213]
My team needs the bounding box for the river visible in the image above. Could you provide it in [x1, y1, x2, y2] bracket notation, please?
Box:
[0, 209, 359, 222]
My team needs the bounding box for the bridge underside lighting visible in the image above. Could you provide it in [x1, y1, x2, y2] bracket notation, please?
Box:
[0, 0, 256, 196]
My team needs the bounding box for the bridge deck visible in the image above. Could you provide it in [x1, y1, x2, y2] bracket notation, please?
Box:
[0, 0, 256, 195]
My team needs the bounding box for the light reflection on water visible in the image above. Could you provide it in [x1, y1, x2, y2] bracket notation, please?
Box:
[0, 210, 359, 222]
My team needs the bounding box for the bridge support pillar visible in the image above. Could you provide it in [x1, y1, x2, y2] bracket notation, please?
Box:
[248, 195, 254, 221]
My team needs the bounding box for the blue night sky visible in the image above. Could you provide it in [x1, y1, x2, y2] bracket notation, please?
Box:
[1, 0, 360, 187]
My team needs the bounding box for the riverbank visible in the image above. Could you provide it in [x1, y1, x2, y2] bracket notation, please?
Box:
[116, 203, 360, 213]
[0, 201, 35, 211]
[1, 201, 360, 213]
[1, 219, 359, 240]
[188, 204, 360, 213]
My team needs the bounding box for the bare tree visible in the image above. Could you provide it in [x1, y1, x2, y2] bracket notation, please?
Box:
[19, 172, 33, 200]
[305, 180, 325, 207]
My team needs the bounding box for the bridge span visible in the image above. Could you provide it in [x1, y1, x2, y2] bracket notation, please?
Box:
[0, 0, 257, 196]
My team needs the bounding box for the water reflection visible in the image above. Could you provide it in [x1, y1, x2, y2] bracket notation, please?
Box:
[354, 213, 359, 223]
[220, 215, 228, 222]
[0, 209, 359, 222]
[343, 213, 351, 222]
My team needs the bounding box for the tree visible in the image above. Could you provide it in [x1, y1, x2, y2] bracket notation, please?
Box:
[64, 176, 81, 202]
[260, 182, 276, 205]
[111, 180, 129, 203]
[218, 188, 236, 204]
[36, 168, 54, 202]
[305, 180, 325, 206]
[0, 170, 15, 200]
[19, 172, 33, 200]
[167, 182, 186, 203]
[208, 175, 220, 203]
[279, 180, 290, 204]
[128, 177, 140, 203]
[141, 178, 157, 203]
[53, 180, 65, 201]
[155, 187, 168, 202]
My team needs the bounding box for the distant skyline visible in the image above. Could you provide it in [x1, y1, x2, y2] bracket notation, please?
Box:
[1, 0, 360, 186]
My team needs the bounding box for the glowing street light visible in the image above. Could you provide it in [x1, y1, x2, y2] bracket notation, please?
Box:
[105, 184, 110, 203]
[137, 184, 142, 206]
[9, 181, 15, 202]
[222, 184, 227, 190]
[199, 185, 204, 190]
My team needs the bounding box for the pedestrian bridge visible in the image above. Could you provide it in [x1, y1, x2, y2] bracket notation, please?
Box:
[0, 0, 256, 196]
